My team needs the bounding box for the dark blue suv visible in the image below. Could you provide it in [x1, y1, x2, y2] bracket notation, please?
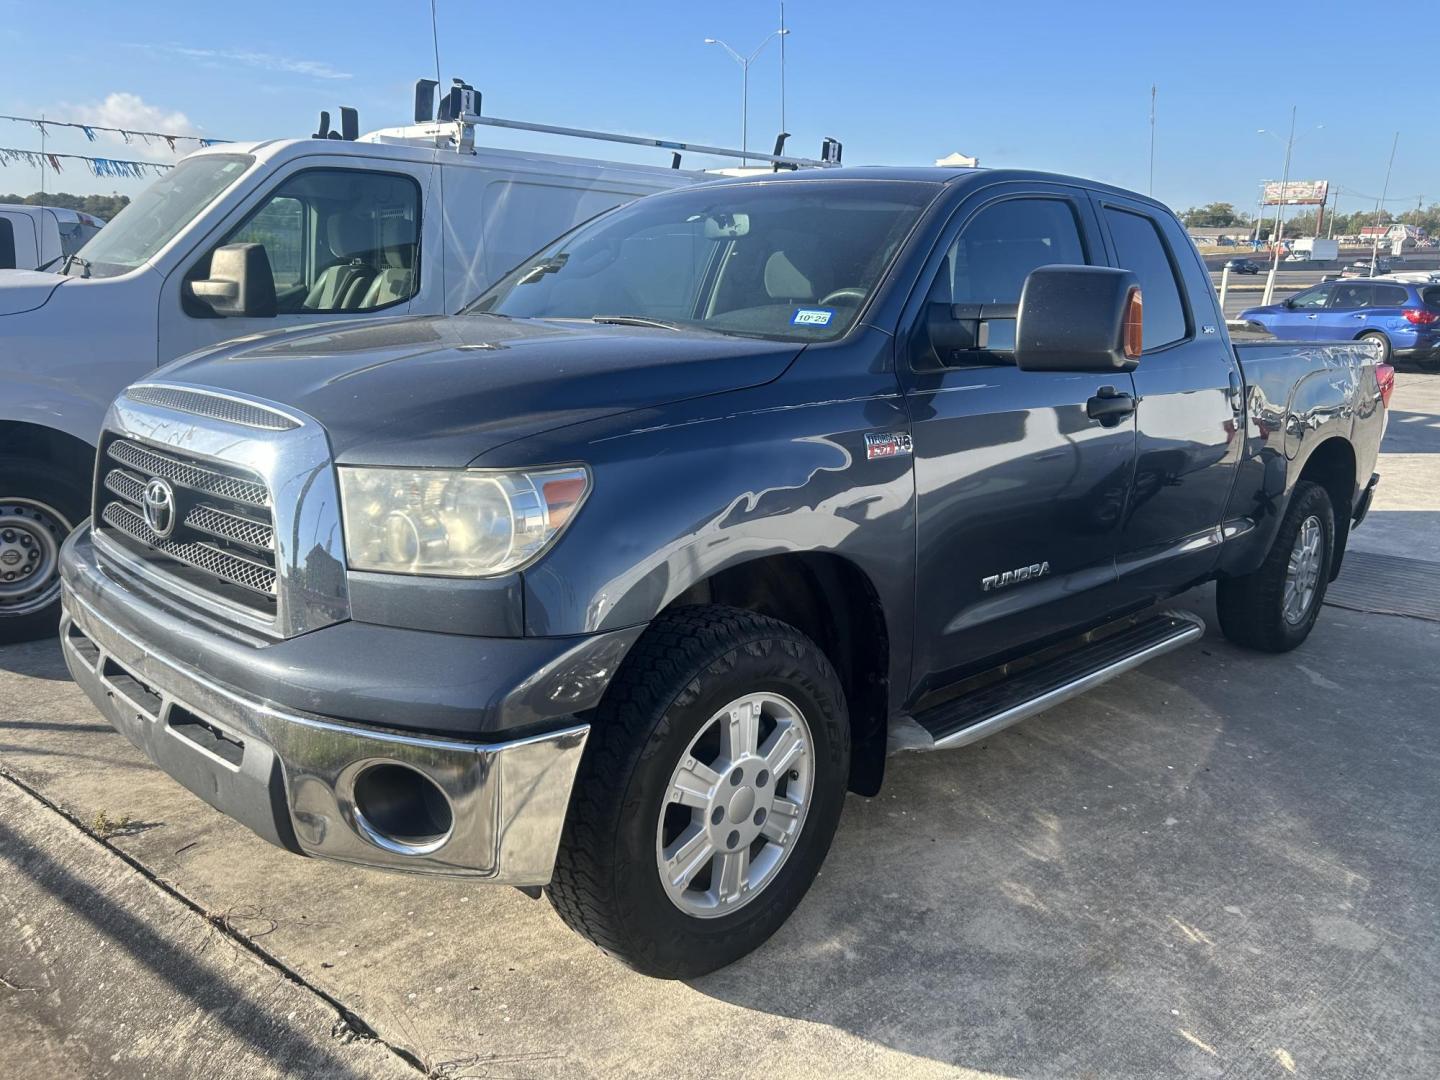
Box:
[1241, 278, 1440, 368]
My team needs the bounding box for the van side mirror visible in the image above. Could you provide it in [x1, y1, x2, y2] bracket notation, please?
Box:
[1014, 265, 1142, 373]
[187, 243, 277, 318]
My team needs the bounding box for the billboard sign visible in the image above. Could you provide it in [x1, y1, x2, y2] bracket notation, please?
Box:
[1262, 179, 1329, 206]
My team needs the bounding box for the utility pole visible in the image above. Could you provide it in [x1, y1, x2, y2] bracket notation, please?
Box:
[1370, 131, 1399, 271]
[1148, 84, 1156, 197]
[1261, 105, 1297, 306]
[39, 111, 45, 201]
[779, 2, 787, 136]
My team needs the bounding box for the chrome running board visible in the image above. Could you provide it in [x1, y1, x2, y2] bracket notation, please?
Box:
[906, 610, 1205, 752]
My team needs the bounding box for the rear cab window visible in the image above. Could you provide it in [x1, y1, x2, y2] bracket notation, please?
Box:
[1101, 206, 1189, 350]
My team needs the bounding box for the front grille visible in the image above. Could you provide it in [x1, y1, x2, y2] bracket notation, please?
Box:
[94, 436, 278, 616]
[126, 386, 300, 431]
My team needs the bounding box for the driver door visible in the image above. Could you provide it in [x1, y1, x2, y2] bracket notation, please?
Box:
[1269, 283, 1331, 340]
[158, 158, 436, 365]
[897, 185, 1138, 699]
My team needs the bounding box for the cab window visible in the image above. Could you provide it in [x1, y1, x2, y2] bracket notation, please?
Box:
[1329, 284, 1372, 310]
[1102, 207, 1188, 350]
[191, 169, 421, 316]
[914, 197, 1088, 365]
[1289, 285, 1331, 310]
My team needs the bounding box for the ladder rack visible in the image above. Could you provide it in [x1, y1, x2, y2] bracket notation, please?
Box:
[419, 78, 842, 170]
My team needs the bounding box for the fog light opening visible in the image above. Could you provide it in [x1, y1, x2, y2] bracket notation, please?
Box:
[351, 763, 454, 855]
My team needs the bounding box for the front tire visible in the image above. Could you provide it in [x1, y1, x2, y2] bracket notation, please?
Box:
[547, 605, 850, 978]
[1217, 480, 1335, 653]
[0, 458, 86, 646]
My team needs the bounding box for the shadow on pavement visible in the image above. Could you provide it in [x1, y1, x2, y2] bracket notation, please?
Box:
[0, 815, 379, 1080]
[687, 591, 1440, 1077]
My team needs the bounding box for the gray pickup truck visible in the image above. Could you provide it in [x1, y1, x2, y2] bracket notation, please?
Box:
[57, 167, 1390, 977]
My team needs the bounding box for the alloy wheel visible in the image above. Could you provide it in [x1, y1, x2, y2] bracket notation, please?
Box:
[1283, 514, 1324, 625]
[655, 692, 813, 918]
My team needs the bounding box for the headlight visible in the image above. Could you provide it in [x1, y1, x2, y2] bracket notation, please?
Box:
[338, 466, 589, 577]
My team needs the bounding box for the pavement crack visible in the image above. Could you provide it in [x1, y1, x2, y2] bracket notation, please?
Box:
[0, 763, 430, 1076]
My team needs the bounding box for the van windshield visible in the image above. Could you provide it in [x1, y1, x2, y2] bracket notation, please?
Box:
[73, 153, 254, 278]
[467, 179, 938, 342]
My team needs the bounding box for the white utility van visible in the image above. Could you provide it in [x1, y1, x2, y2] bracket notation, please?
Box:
[0, 204, 105, 270]
[0, 79, 840, 641]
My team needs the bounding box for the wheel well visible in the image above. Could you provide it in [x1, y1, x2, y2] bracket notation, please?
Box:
[1297, 437, 1357, 581]
[668, 553, 891, 796]
[0, 422, 95, 482]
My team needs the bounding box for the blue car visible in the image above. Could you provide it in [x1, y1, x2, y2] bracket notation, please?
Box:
[1240, 278, 1440, 369]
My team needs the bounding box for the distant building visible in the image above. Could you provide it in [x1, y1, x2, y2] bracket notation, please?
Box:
[1186, 225, 1250, 244]
[935, 151, 979, 167]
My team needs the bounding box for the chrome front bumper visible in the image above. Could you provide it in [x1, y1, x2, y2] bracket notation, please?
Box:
[60, 577, 589, 886]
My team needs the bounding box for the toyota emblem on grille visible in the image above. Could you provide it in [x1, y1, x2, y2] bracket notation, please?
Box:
[142, 477, 177, 539]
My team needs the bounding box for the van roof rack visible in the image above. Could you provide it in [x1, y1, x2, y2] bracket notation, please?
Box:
[413, 77, 841, 171]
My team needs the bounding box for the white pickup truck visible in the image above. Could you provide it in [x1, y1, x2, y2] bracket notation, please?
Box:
[0, 81, 842, 642]
[0, 204, 104, 271]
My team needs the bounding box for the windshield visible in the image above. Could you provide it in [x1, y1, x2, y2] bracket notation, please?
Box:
[468, 180, 938, 342]
[74, 153, 254, 278]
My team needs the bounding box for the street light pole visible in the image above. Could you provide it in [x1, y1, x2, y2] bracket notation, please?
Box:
[705, 22, 790, 167]
[1370, 131, 1399, 273]
[1260, 106, 1297, 306]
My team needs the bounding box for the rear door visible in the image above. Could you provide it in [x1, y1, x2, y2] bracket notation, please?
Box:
[1323, 281, 1375, 341]
[898, 183, 1137, 698]
[1094, 194, 1245, 599]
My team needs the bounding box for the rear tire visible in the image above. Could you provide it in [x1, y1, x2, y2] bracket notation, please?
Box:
[1216, 480, 1335, 653]
[547, 605, 850, 978]
[1358, 330, 1392, 365]
[0, 458, 86, 646]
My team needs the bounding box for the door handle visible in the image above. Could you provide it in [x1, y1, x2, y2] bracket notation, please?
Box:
[1351, 314, 1366, 319]
[1087, 386, 1136, 427]
[1306, 313, 1319, 319]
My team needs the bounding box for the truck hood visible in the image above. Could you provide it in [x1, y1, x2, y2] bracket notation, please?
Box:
[0, 269, 65, 316]
[157, 314, 804, 466]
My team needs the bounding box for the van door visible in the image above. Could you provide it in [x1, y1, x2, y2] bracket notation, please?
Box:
[0, 211, 38, 270]
[158, 154, 438, 364]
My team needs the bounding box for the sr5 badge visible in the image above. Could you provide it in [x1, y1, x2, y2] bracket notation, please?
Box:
[865, 432, 913, 460]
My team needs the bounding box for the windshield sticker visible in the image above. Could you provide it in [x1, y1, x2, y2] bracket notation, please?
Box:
[791, 308, 835, 327]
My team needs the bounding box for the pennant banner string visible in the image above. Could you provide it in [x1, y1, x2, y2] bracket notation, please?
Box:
[0, 146, 176, 178]
[0, 114, 228, 149]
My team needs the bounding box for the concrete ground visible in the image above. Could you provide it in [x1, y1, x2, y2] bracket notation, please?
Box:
[3, 374, 1438, 1079]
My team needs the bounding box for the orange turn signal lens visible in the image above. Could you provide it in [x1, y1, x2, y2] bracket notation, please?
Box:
[1122, 287, 1143, 360]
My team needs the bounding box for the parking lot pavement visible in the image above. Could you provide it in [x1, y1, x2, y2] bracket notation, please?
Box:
[2, 373, 1438, 1079]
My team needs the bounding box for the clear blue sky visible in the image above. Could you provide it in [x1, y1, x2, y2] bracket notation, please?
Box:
[0, 0, 1431, 219]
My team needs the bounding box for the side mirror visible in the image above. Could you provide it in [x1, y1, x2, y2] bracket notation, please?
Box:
[187, 243, 277, 318]
[1014, 265, 1142, 373]
[1281, 298, 1295, 309]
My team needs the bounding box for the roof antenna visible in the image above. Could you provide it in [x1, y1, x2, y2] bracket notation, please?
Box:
[670, 152, 682, 169]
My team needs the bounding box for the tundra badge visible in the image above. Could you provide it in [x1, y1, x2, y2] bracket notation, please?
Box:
[982, 561, 1051, 592]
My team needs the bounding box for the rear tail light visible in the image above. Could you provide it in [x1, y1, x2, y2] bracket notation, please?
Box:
[1402, 307, 1439, 325]
[1375, 363, 1395, 408]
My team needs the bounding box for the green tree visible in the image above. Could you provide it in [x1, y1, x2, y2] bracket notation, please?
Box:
[0, 191, 130, 221]
[1181, 202, 1250, 228]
